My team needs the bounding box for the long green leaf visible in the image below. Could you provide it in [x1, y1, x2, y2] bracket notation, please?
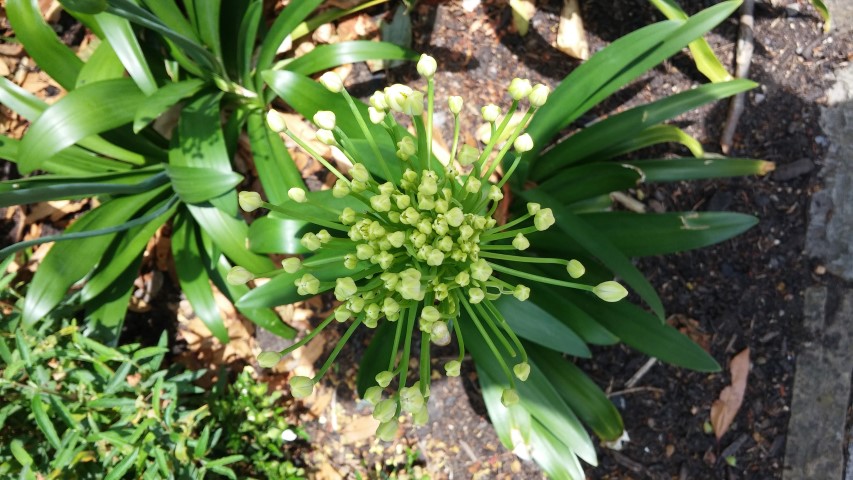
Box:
[246, 109, 305, 204]
[536, 79, 755, 173]
[564, 289, 720, 371]
[521, 189, 666, 319]
[104, 448, 140, 480]
[172, 210, 230, 344]
[236, 0, 263, 82]
[133, 79, 206, 132]
[21, 186, 168, 324]
[537, 163, 641, 206]
[598, 124, 704, 161]
[17, 78, 150, 173]
[188, 0, 223, 63]
[31, 396, 62, 449]
[255, 0, 324, 74]
[493, 296, 591, 358]
[247, 216, 308, 254]
[85, 254, 144, 345]
[165, 165, 243, 204]
[76, 38, 125, 86]
[0, 169, 168, 208]
[138, 0, 199, 41]
[6, 0, 83, 89]
[96, 12, 158, 95]
[633, 157, 774, 182]
[283, 41, 418, 75]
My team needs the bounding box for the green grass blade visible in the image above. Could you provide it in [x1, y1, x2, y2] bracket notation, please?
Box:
[0, 135, 132, 174]
[6, 0, 83, 89]
[96, 12, 158, 94]
[521, 189, 666, 319]
[31, 396, 62, 449]
[172, 211, 230, 344]
[283, 41, 418, 76]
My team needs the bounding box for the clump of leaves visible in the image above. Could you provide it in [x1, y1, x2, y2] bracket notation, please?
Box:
[209, 366, 308, 480]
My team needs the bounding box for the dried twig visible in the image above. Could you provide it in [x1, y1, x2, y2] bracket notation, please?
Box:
[625, 357, 658, 388]
[606, 386, 665, 397]
[720, 0, 755, 154]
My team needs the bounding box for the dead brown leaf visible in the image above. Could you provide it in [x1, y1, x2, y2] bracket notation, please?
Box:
[710, 347, 750, 440]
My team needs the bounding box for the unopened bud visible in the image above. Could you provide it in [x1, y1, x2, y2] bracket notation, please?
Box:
[319, 71, 343, 93]
[528, 83, 550, 107]
[513, 362, 531, 381]
[513, 133, 534, 153]
[534, 208, 555, 231]
[593, 281, 629, 302]
[448, 96, 463, 115]
[257, 351, 281, 368]
[313, 110, 336, 130]
[508, 78, 533, 100]
[287, 187, 307, 203]
[289, 376, 315, 399]
[481, 104, 500, 122]
[238, 191, 263, 212]
[501, 388, 520, 407]
[417, 54, 437, 78]
[567, 259, 585, 278]
[226, 266, 253, 285]
[266, 110, 288, 132]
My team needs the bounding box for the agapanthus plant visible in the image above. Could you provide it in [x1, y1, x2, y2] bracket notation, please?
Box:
[230, 55, 628, 439]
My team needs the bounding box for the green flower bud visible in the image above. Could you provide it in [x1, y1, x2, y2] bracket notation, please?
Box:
[431, 321, 451, 346]
[387, 231, 405, 248]
[257, 351, 281, 368]
[488, 185, 504, 201]
[398, 271, 424, 301]
[527, 202, 541, 215]
[332, 179, 350, 198]
[373, 398, 397, 423]
[458, 145, 479, 166]
[344, 254, 358, 270]
[384, 84, 414, 114]
[383, 297, 400, 316]
[454, 271, 470, 287]
[433, 282, 449, 301]
[282, 257, 302, 274]
[534, 208, 555, 231]
[468, 287, 485, 304]
[295, 273, 320, 296]
[370, 91, 388, 110]
[340, 207, 357, 225]
[421, 306, 441, 323]
[567, 259, 585, 278]
[426, 249, 445, 266]
[400, 385, 425, 413]
[313, 110, 336, 130]
[351, 163, 370, 182]
[376, 419, 399, 442]
[370, 194, 392, 212]
[459, 224, 474, 241]
[368, 106, 386, 125]
[289, 376, 315, 399]
[319, 71, 343, 93]
[397, 136, 417, 160]
[365, 303, 381, 321]
[401, 207, 420, 225]
[481, 104, 500, 122]
[470, 259, 493, 282]
[364, 386, 383, 405]
[508, 78, 533, 100]
[465, 176, 481, 193]
[417, 219, 434, 236]
[376, 251, 395, 269]
[434, 198, 449, 214]
[226, 266, 254, 285]
[528, 83, 550, 107]
[445, 207, 464, 228]
[513, 362, 531, 381]
[334, 277, 358, 300]
[411, 232, 427, 248]
[436, 236, 454, 252]
[351, 179, 368, 193]
[512, 233, 530, 251]
[417, 54, 437, 78]
[448, 95, 463, 115]
[513, 284, 530, 301]
[381, 272, 400, 290]
[356, 244, 375, 260]
[375, 371, 395, 388]
[315, 129, 336, 145]
[445, 360, 461, 377]
[501, 388, 520, 407]
[334, 307, 352, 323]
[347, 296, 365, 313]
[417, 194, 436, 211]
[300, 232, 321, 251]
[316, 229, 331, 243]
[433, 218, 450, 236]
[239, 191, 264, 213]
[402, 91, 424, 116]
[513, 133, 534, 153]
[413, 405, 429, 426]
[593, 281, 629, 302]
[266, 110, 288, 132]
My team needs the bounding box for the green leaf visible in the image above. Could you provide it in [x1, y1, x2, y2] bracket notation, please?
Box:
[527, 344, 623, 440]
[576, 211, 758, 257]
[76, 38, 126, 87]
[379, 4, 412, 69]
[524, 1, 741, 163]
[6, 0, 83, 89]
[166, 165, 243, 204]
[188, 0, 223, 63]
[524, 275, 619, 345]
[17, 78, 150, 173]
[31, 395, 62, 449]
[477, 366, 532, 457]
[633, 157, 775, 182]
[256, 0, 324, 73]
[537, 163, 641, 206]
[536, 79, 755, 173]
[811, 0, 831, 32]
[20, 186, 168, 324]
[246, 109, 305, 204]
[521, 189, 666, 319]
[84, 255, 142, 346]
[60, 0, 107, 14]
[104, 448, 140, 480]
[493, 296, 591, 358]
[284, 41, 418, 75]
[0, 167, 167, 206]
[10, 439, 33, 467]
[529, 418, 587, 480]
[136, 0, 199, 41]
[568, 289, 720, 371]
[248, 216, 308, 254]
[236, 0, 262, 82]
[96, 12, 158, 95]
[133, 78, 206, 133]
[600, 124, 705, 160]
[172, 211, 230, 344]
[356, 321, 395, 396]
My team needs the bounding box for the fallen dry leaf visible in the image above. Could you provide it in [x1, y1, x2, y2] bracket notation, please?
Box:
[710, 347, 750, 440]
[556, 0, 589, 60]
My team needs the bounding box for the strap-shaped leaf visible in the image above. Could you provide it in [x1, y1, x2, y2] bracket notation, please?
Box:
[31, 395, 62, 449]
[84, 254, 144, 345]
[477, 363, 533, 457]
[172, 210, 230, 344]
[18, 78, 150, 173]
[0, 135, 132, 175]
[21, 186, 169, 325]
[527, 344, 623, 440]
[133, 79, 206, 132]
[564, 289, 720, 372]
[75, 38, 125, 87]
[536, 79, 755, 175]
[236, 0, 263, 82]
[248, 216, 309, 254]
[138, 0, 199, 41]
[95, 12, 158, 95]
[186, 203, 274, 274]
[633, 157, 774, 182]
[493, 296, 591, 358]
[521, 189, 665, 319]
[255, 0, 324, 74]
[524, 277, 619, 345]
[577, 211, 758, 257]
[0, 168, 168, 207]
[165, 165, 243, 204]
[524, 1, 740, 163]
[246, 109, 305, 204]
[529, 418, 587, 479]
[6, 0, 83, 89]
[537, 163, 641, 206]
[597, 124, 704, 161]
[284, 41, 418, 76]
[187, 0, 223, 63]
